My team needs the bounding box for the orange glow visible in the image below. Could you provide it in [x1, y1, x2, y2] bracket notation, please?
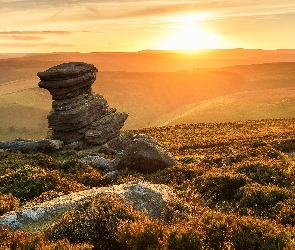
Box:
[154, 14, 223, 51]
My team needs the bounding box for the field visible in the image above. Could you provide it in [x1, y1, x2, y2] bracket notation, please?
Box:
[1, 118, 295, 248]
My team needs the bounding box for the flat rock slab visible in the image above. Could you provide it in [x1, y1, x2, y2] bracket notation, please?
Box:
[0, 139, 64, 153]
[0, 181, 175, 231]
[37, 62, 97, 81]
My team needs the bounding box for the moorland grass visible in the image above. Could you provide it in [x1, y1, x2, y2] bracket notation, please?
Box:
[1, 118, 295, 249]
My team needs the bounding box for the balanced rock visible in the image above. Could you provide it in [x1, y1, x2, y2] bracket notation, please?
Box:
[38, 62, 97, 100]
[114, 134, 176, 173]
[38, 62, 127, 145]
[48, 93, 107, 132]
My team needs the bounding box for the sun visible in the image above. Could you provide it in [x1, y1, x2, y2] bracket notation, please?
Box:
[154, 15, 223, 51]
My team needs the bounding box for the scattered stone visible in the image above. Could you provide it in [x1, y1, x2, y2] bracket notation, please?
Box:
[79, 156, 114, 171]
[0, 181, 175, 230]
[0, 139, 63, 153]
[105, 130, 134, 151]
[103, 170, 119, 180]
[114, 134, 176, 173]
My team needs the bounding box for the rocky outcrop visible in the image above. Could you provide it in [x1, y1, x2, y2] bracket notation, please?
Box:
[114, 134, 176, 173]
[0, 139, 63, 153]
[0, 181, 175, 230]
[38, 62, 127, 145]
[85, 109, 128, 145]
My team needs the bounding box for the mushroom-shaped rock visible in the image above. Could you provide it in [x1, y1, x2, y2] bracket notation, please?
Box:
[114, 134, 176, 173]
[38, 62, 98, 100]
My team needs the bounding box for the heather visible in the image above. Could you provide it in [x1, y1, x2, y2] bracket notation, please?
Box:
[1, 118, 295, 249]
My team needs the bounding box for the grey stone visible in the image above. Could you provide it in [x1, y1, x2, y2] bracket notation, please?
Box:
[105, 130, 134, 151]
[37, 62, 97, 81]
[0, 181, 175, 230]
[79, 156, 114, 170]
[85, 110, 128, 145]
[114, 134, 176, 173]
[103, 170, 119, 180]
[48, 94, 108, 131]
[0, 139, 63, 153]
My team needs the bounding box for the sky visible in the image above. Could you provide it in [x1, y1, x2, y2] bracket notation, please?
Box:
[0, 0, 295, 53]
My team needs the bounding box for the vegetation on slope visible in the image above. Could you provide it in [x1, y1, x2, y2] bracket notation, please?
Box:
[1, 118, 295, 249]
[1, 61, 295, 140]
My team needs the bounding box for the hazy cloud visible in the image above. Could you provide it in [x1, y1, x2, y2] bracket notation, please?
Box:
[0, 35, 43, 40]
[0, 42, 74, 47]
[0, 31, 71, 35]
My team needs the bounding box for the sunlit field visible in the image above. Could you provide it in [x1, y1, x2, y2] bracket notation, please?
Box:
[1, 118, 295, 248]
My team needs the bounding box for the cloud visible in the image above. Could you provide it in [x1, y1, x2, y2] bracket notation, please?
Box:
[0, 31, 71, 35]
[0, 42, 74, 47]
[0, 35, 43, 41]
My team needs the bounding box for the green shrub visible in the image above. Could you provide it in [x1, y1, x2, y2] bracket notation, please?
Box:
[147, 163, 200, 186]
[204, 221, 228, 250]
[167, 224, 202, 250]
[236, 183, 293, 217]
[0, 152, 55, 175]
[235, 161, 291, 187]
[0, 165, 50, 203]
[161, 200, 191, 223]
[47, 196, 141, 250]
[117, 218, 167, 250]
[194, 170, 249, 202]
[277, 199, 295, 226]
[0, 192, 20, 216]
[55, 159, 89, 175]
[0, 164, 85, 204]
[231, 217, 291, 250]
[0, 225, 93, 250]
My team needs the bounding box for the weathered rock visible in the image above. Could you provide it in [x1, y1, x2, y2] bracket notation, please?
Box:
[0, 181, 175, 230]
[0, 139, 63, 153]
[38, 63, 97, 100]
[114, 134, 176, 173]
[37, 62, 97, 82]
[79, 156, 114, 171]
[103, 170, 119, 180]
[105, 130, 134, 151]
[49, 126, 89, 144]
[48, 93, 108, 131]
[85, 109, 128, 145]
[38, 62, 128, 146]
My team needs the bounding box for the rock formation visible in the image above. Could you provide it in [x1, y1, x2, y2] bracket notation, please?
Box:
[38, 62, 127, 145]
[114, 134, 176, 173]
[0, 181, 176, 230]
[0, 139, 63, 153]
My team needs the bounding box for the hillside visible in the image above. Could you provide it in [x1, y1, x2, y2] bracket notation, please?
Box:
[1, 119, 295, 248]
[150, 87, 295, 126]
[1, 58, 295, 140]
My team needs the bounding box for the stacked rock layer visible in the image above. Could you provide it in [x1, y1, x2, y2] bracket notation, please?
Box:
[38, 62, 127, 144]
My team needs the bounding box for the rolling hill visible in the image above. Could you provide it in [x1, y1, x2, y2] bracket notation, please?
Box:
[0, 51, 295, 140]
